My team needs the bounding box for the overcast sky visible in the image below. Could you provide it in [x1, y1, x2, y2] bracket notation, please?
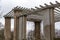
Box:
[0, 0, 60, 31]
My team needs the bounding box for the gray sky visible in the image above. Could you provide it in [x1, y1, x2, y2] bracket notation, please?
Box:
[0, 0, 60, 31]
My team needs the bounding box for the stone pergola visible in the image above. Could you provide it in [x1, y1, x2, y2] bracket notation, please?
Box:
[4, 1, 60, 40]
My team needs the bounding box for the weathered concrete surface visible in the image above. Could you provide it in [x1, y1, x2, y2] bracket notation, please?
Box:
[34, 21, 41, 40]
[13, 10, 20, 40]
[13, 16, 19, 40]
[4, 17, 11, 40]
[19, 16, 27, 40]
[43, 8, 55, 40]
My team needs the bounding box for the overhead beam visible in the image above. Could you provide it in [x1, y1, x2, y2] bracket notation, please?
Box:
[54, 11, 60, 14]
[31, 8, 36, 11]
[57, 7, 60, 9]
[50, 2, 54, 5]
[4, 1, 60, 17]
[39, 5, 45, 8]
[55, 1, 60, 4]
[54, 9, 60, 12]
[33, 2, 60, 12]
[44, 3, 49, 6]
[35, 6, 40, 9]
[54, 11, 60, 16]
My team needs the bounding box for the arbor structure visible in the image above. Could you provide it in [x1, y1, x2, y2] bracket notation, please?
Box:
[4, 1, 60, 40]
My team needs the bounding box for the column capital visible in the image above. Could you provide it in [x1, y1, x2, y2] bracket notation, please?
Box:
[18, 14, 27, 17]
[5, 17, 11, 19]
[34, 20, 41, 23]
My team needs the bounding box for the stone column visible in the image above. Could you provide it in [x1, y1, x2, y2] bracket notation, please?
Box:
[13, 16, 19, 40]
[43, 8, 55, 40]
[34, 21, 41, 40]
[49, 8, 55, 40]
[22, 15, 27, 40]
[13, 9, 20, 40]
[19, 15, 27, 40]
[4, 17, 11, 40]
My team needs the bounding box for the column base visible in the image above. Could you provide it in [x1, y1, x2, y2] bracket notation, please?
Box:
[22, 39, 27, 40]
[35, 38, 40, 40]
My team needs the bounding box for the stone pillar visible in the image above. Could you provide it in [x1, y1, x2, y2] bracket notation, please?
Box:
[34, 21, 41, 40]
[4, 17, 11, 40]
[19, 15, 27, 40]
[22, 15, 27, 40]
[13, 16, 19, 40]
[13, 9, 20, 40]
[43, 8, 55, 40]
[49, 8, 55, 40]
